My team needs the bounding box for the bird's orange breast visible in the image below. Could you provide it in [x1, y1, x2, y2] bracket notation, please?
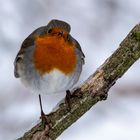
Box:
[33, 35, 77, 75]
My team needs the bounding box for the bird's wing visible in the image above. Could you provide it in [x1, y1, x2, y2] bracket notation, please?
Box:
[75, 40, 85, 64]
[70, 35, 85, 64]
[14, 26, 46, 78]
[14, 36, 34, 78]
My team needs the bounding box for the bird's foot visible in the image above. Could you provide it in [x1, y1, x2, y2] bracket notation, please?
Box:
[65, 89, 83, 112]
[65, 90, 72, 112]
[40, 111, 52, 129]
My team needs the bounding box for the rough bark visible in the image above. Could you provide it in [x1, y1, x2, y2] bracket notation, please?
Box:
[17, 24, 140, 140]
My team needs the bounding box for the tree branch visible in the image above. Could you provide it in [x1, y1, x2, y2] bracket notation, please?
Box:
[17, 24, 140, 140]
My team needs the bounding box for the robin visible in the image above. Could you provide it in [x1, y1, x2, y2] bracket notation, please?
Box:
[14, 19, 85, 125]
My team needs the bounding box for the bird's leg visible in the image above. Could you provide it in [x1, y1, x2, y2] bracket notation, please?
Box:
[65, 89, 83, 111]
[39, 94, 45, 117]
[39, 94, 50, 128]
[65, 90, 72, 111]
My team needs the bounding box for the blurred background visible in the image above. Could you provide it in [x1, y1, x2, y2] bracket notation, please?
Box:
[0, 0, 140, 140]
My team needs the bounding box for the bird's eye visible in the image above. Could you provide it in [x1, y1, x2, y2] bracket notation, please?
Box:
[48, 29, 52, 33]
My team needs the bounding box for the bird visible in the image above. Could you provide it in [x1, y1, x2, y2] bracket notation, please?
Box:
[14, 19, 85, 125]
